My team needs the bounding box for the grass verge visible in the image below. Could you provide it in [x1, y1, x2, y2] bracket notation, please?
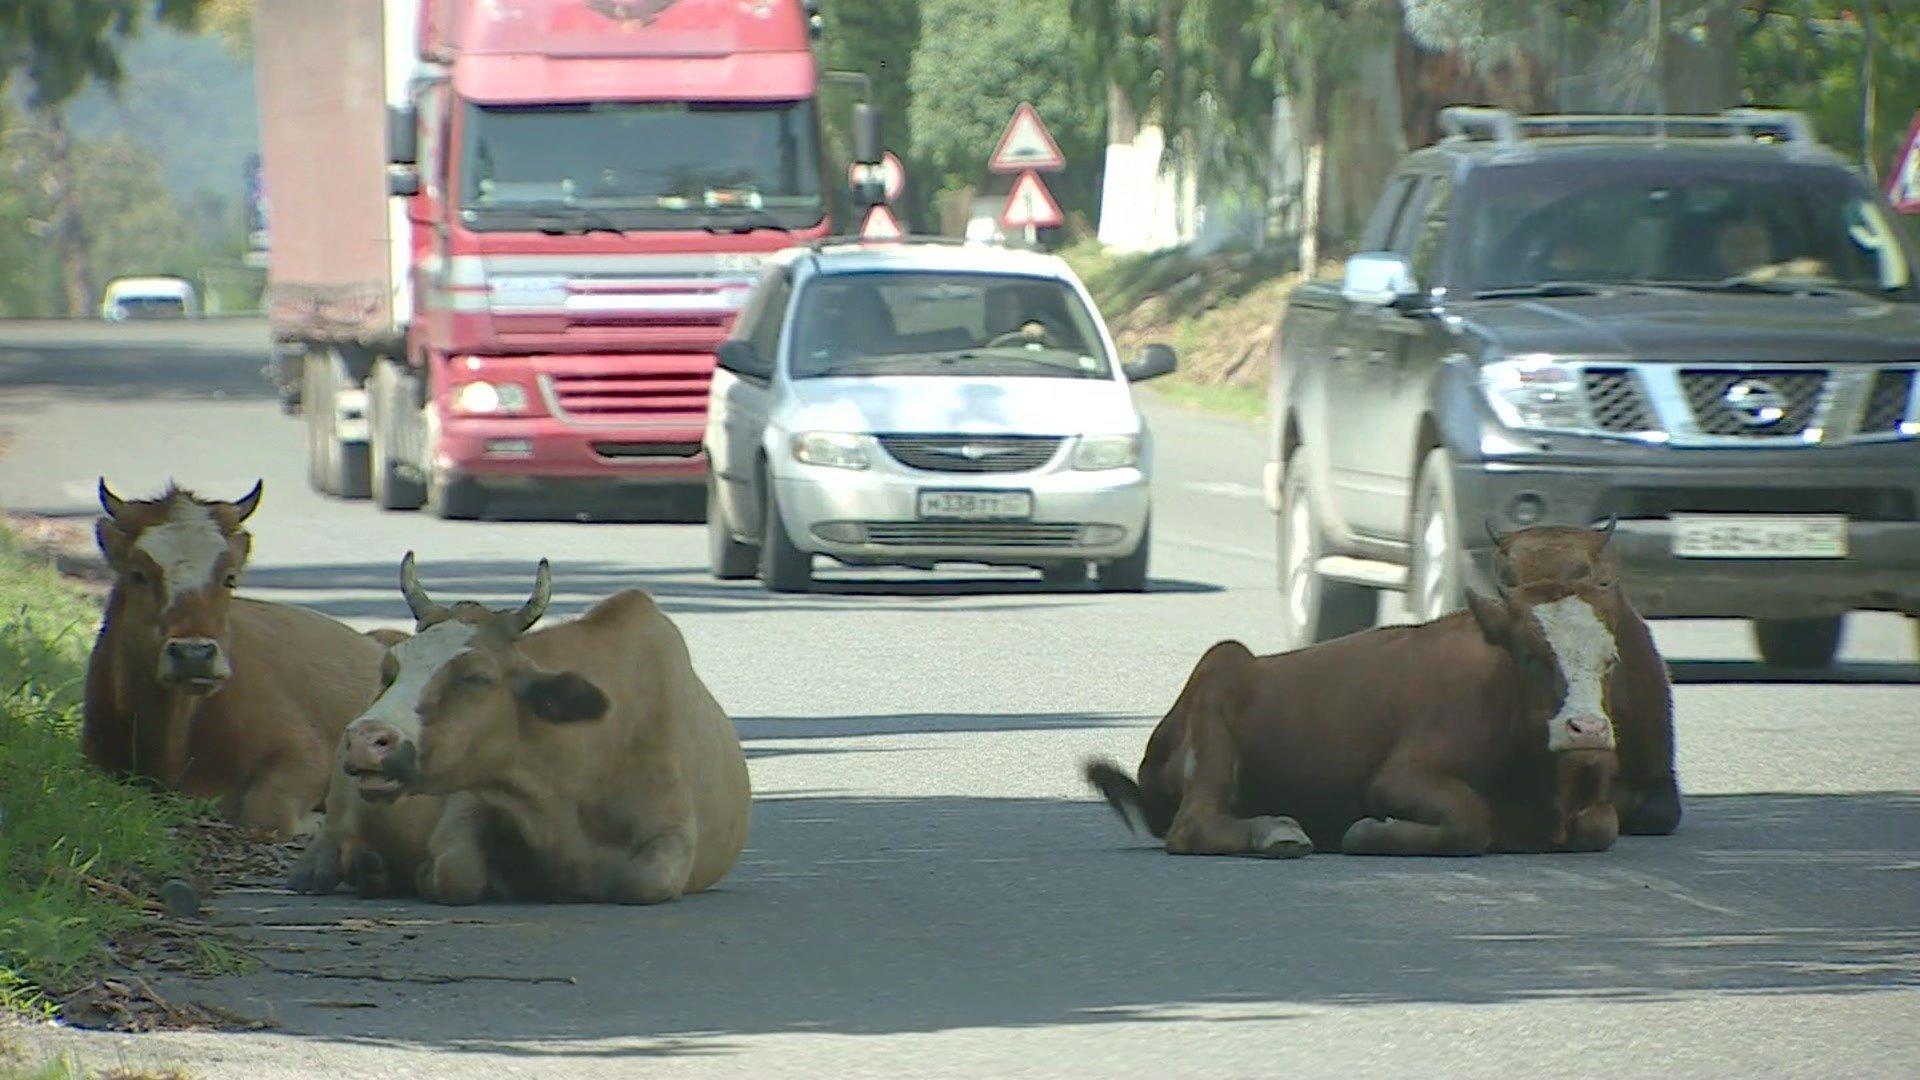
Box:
[0, 529, 200, 1020]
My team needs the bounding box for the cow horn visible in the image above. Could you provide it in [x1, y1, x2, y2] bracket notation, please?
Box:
[232, 479, 264, 524]
[398, 551, 450, 624]
[98, 477, 128, 520]
[1484, 517, 1505, 548]
[1596, 514, 1619, 545]
[509, 559, 553, 634]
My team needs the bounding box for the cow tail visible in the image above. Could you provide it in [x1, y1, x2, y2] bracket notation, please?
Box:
[1083, 759, 1155, 836]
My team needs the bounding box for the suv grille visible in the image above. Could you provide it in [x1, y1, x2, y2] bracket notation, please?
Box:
[1583, 368, 1657, 432]
[1862, 369, 1915, 435]
[1678, 369, 1825, 437]
[877, 435, 1063, 474]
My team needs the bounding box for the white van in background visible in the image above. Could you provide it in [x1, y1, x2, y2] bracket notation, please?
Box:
[100, 276, 199, 321]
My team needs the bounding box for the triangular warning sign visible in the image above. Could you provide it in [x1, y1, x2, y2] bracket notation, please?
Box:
[1888, 111, 1920, 214]
[860, 203, 904, 240]
[999, 171, 1063, 230]
[989, 102, 1065, 174]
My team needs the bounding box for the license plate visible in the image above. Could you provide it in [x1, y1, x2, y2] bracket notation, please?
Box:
[917, 490, 1033, 521]
[1671, 514, 1848, 559]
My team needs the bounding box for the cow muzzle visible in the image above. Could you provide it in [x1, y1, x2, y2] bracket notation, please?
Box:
[1553, 714, 1617, 753]
[342, 722, 418, 801]
[158, 637, 231, 692]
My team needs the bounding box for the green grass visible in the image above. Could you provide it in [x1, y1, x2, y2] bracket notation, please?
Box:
[0, 530, 200, 1020]
[1143, 381, 1268, 422]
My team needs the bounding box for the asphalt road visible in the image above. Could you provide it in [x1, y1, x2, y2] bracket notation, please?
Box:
[4, 320, 1917, 1079]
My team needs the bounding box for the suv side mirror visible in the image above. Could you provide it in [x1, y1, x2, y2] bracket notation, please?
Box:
[387, 104, 418, 166]
[1123, 343, 1177, 382]
[716, 340, 770, 380]
[1342, 252, 1418, 309]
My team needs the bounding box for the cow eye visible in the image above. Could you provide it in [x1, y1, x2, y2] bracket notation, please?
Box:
[223, 573, 239, 589]
[127, 569, 151, 587]
[1497, 564, 1518, 587]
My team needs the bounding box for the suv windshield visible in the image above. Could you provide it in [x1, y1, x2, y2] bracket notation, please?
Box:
[458, 100, 825, 232]
[789, 272, 1112, 380]
[1457, 159, 1915, 299]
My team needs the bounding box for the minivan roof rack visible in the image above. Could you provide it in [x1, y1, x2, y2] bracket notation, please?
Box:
[1437, 106, 1818, 149]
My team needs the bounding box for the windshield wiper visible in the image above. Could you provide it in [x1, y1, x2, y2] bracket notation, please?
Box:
[1637, 276, 1850, 298]
[527, 208, 625, 236]
[697, 208, 790, 234]
[1470, 281, 1612, 300]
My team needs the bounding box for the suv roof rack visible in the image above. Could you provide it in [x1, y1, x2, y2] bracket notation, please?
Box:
[1437, 106, 1818, 149]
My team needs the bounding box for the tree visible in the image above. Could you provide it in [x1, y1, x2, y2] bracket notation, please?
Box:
[815, 0, 922, 225]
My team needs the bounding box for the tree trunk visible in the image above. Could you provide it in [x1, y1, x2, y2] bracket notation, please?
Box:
[1658, 0, 1741, 114]
[42, 107, 95, 319]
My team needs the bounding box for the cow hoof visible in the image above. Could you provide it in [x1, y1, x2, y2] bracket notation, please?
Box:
[353, 850, 393, 898]
[1250, 816, 1313, 858]
[159, 879, 201, 919]
[288, 841, 342, 895]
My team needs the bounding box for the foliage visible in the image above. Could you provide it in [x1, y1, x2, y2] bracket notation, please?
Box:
[0, 529, 201, 1018]
[1741, 1, 1920, 177]
[0, 0, 214, 106]
[815, 0, 922, 225]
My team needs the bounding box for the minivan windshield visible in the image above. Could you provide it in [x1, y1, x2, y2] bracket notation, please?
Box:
[1457, 159, 1915, 300]
[789, 272, 1112, 380]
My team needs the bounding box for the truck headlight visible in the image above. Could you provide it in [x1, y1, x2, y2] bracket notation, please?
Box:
[1073, 434, 1141, 471]
[452, 380, 529, 416]
[1479, 356, 1584, 431]
[791, 431, 870, 470]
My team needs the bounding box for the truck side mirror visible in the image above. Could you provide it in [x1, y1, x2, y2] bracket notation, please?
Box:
[1123, 343, 1178, 382]
[1342, 252, 1419, 309]
[389, 169, 421, 197]
[716, 340, 770, 380]
[388, 104, 419, 167]
[854, 103, 882, 166]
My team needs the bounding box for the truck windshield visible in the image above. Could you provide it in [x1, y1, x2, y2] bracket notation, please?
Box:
[1457, 160, 1915, 300]
[458, 100, 825, 232]
[790, 272, 1113, 380]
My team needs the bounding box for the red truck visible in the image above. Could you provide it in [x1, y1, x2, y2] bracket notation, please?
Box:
[254, 0, 872, 517]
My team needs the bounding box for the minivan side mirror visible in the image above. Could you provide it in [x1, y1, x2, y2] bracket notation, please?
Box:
[1342, 252, 1418, 308]
[716, 340, 771, 380]
[1123, 343, 1177, 382]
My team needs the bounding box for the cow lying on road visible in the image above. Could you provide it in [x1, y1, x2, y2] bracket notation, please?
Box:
[1084, 523, 1647, 857]
[82, 480, 388, 838]
[290, 554, 750, 904]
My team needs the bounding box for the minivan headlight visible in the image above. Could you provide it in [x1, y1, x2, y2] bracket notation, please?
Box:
[1074, 434, 1141, 471]
[1479, 356, 1584, 431]
[791, 431, 870, 470]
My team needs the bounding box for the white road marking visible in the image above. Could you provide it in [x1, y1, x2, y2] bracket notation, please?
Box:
[1162, 534, 1273, 564]
[1183, 481, 1263, 501]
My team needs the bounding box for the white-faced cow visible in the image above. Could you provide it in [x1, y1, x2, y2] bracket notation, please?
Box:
[1084, 523, 1645, 857]
[290, 554, 750, 905]
[82, 480, 389, 837]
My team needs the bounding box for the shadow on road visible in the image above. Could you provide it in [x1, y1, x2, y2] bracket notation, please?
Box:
[1669, 660, 1920, 685]
[159, 790, 1920, 1056]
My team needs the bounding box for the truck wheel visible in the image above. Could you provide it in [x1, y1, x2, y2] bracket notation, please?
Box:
[1096, 518, 1150, 593]
[369, 361, 427, 511]
[759, 485, 813, 593]
[1409, 448, 1467, 624]
[303, 351, 371, 500]
[428, 468, 485, 521]
[707, 476, 759, 580]
[1752, 616, 1845, 669]
[1278, 448, 1376, 648]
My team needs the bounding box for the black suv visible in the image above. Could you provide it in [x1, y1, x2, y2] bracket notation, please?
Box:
[1267, 108, 1920, 667]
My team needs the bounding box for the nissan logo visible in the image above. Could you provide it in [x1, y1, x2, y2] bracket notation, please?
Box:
[1723, 379, 1788, 427]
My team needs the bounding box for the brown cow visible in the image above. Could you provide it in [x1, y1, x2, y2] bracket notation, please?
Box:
[82, 480, 391, 838]
[1489, 522, 1680, 836]
[1084, 526, 1639, 857]
[289, 554, 750, 905]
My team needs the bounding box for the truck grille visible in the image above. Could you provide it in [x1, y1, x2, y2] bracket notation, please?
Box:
[540, 357, 713, 423]
[877, 435, 1064, 474]
[1583, 369, 1657, 433]
[861, 522, 1086, 548]
[1679, 369, 1825, 437]
[1861, 369, 1915, 435]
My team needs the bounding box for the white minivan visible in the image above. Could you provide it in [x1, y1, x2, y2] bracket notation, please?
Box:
[703, 239, 1177, 593]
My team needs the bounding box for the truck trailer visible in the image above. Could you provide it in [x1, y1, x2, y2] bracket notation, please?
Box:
[254, 0, 865, 517]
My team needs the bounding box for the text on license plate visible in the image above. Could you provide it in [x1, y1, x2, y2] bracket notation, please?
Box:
[1670, 515, 1848, 559]
[917, 490, 1033, 520]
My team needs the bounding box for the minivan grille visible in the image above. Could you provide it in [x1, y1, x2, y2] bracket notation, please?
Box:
[861, 522, 1086, 548]
[877, 435, 1063, 474]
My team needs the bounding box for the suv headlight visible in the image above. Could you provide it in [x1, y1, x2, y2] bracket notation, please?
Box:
[452, 380, 529, 415]
[791, 431, 870, 470]
[1074, 433, 1142, 471]
[1479, 356, 1585, 431]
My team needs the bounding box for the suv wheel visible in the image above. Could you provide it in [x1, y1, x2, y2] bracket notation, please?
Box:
[1409, 448, 1467, 623]
[1752, 616, 1845, 669]
[1278, 449, 1375, 648]
[759, 484, 813, 593]
[707, 476, 759, 580]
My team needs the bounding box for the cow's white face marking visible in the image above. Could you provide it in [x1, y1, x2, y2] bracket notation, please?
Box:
[354, 620, 480, 743]
[133, 501, 231, 607]
[1532, 595, 1619, 752]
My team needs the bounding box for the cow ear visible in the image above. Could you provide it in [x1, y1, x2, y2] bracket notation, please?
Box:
[512, 671, 610, 724]
[1465, 590, 1512, 647]
[96, 518, 132, 569]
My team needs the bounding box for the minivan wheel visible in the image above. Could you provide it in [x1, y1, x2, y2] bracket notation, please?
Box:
[1752, 616, 1845, 669]
[708, 476, 759, 580]
[759, 485, 813, 593]
[1042, 561, 1089, 587]
[1096, 520, 1150, 593]
[1278, 449, 1375, 648]
[1408, 448, 1467, 624]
